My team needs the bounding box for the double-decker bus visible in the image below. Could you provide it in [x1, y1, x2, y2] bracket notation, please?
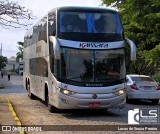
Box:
[23, 6, 136, 112]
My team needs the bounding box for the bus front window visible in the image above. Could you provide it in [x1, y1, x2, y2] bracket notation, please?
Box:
[58, 10, 124, 42]
[59, 48, 125, 85]
[60, 12, 121, 34]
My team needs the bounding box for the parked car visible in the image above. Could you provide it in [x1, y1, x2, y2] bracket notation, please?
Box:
[126, 74, 160, 104]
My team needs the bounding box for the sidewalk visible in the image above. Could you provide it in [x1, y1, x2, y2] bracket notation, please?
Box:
[0, 76, 23, 134]
[0, 98, 20, 134]
[0, 97, 18, 125]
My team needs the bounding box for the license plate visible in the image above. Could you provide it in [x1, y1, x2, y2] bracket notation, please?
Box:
[89, 102, 101, 107]
[144, 86, 151, 90]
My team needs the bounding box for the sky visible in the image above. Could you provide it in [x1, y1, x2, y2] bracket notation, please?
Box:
[0, 0, 104, 58]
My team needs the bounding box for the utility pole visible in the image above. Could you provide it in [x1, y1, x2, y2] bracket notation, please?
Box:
[0, 43, 2, 56]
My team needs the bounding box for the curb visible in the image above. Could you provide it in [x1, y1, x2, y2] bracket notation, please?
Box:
[5, 98, 24, 134]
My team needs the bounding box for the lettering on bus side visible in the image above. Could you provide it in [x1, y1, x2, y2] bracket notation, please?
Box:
[36, 46, 41, 53]
[79, 43, 108, 49]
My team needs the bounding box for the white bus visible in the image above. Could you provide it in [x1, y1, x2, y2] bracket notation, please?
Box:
[23, 6, 136, 112]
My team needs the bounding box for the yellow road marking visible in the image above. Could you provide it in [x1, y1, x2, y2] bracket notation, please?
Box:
[5, 98, 24, 134]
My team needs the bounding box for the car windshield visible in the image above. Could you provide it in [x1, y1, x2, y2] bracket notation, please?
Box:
[130, 76, 155, 82]
[59, 47, 125, 84]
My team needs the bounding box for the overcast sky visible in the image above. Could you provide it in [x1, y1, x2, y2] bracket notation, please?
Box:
[1, 0, 103, 58]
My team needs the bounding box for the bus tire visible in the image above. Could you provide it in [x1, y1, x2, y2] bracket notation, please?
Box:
[151, 99, 159, 105]
[47, 94, 56, 113]
[45, 85, 57, 113]
[27, 82, 34, 99]
[126, 95, 130, 103]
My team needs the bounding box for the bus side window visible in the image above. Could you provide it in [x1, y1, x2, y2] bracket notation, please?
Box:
[48, 12, 56, 36]
[50, 55, 54, 74]
[49, 20, 56, 36]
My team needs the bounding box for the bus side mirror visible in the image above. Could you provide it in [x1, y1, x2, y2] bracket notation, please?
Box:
[49, 36, 60, 59]
[125, 38, 137, 61]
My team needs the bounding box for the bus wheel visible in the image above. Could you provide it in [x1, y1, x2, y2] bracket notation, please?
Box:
[126, 95, 132, 103]
[47, 94, 57, 113]
[151, 99, 159, 105]
[27, 83, 34, 99]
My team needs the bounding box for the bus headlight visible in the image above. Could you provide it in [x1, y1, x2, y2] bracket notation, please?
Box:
[113, 89, 126, 95]
[60, 88, 76, 95]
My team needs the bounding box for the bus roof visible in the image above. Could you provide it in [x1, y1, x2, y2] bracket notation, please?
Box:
[48, 6, 117, 14]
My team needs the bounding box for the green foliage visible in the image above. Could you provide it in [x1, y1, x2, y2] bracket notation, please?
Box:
[102, 0, 126, 7]
[0, 56, 7, 70]
[153, 74, 160, 82]
[103, 0, 160, 75]
[113, 0, 160, 51]
[142, 44, 160, 65]
[126, 49, 154, 75]
[16, 41, 24, 62]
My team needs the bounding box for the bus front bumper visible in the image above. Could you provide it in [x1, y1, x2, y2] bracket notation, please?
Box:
[55, 93, 126, 109]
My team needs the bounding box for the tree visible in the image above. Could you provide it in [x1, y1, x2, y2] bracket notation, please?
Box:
[142, 44, 160, 71]
[0, 56, 7, 70]
[0, 0, 35, 28]
[16, 41, 23, 62]
[102, 0, 160, 75]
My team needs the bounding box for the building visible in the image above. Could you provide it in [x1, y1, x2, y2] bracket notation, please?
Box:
[5, 56, 19, 74]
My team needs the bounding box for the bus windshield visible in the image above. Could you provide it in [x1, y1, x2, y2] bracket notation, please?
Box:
[59, 48, 125, 85]
[58, 11, 123, 42]
[60, 11, 122, 33]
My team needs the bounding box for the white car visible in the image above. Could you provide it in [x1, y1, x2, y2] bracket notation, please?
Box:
[126, 74, 160, 104]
